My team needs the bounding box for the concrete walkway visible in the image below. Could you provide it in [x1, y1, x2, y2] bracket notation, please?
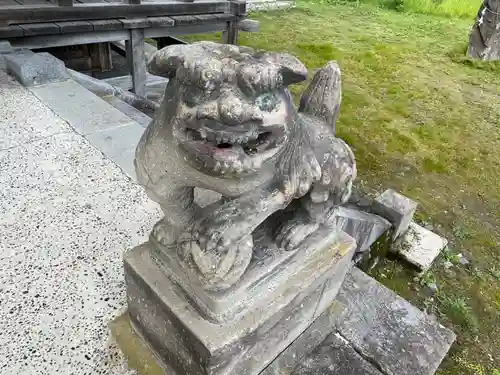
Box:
[0, 68, 161, 374]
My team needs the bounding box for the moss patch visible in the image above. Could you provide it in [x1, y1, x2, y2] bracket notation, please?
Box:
[109, 313, 166, 375]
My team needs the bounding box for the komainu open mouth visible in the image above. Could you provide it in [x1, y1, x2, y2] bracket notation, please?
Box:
[185, 127, 275, 156]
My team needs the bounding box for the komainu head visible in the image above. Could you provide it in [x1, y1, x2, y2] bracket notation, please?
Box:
[148, 41, 308, 177]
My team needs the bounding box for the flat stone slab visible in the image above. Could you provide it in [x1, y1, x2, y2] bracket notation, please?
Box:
[395, 222, 448, 272]
[0, 70, 72, 150]
[335, 205, 391, 253]
[102, 95, 152, 128]
[0, 131, 162, 374]
[123, 233, 356, 375]
[4, 50, 69, 87]
[333, 267, 456, 375]
[86, 122, 145, 180]
[291, 333, 383, 375]
[30, 79, 136, 135]
[0, 72, 162, 374]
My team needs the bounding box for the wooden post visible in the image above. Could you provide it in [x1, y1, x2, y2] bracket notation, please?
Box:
[222, 21, 238, 45]
[89, 42, 113, 72]
[127, 28, 147, 98]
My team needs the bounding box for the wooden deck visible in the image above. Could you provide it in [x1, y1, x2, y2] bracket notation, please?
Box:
[0, 0, 253, 99]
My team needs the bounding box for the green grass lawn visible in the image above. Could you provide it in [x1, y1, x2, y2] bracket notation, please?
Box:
[184, 2, 500, 373]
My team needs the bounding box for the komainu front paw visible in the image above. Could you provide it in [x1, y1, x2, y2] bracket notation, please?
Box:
[177, 211, 254, 287]
[275, 217, 319, 251]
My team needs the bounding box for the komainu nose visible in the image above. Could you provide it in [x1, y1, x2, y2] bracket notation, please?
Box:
[218, 93, 263, 126]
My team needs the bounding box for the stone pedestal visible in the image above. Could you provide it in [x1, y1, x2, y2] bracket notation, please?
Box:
[124, 230, 356, 375]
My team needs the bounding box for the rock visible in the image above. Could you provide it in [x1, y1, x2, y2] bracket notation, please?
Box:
[335, 205, 392, 253]
[333, 268, 456, 375]
[467, 0, 500, 60]
[371, 189, 418, 240]
[427, 282, 439, 294]
[457, 253, 470, 266]
[395, 222, 448, 272]
[0, 41, 12, 54]
[4, 50, 69, 87]
[260, 267, 455, 375]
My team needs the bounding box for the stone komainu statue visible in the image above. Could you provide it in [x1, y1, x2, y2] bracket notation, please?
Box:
[135, 41, 356, 290]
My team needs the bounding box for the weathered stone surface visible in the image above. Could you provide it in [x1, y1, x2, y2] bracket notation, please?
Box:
[396, 222, 448, 272]
[333, 267, 456, 375]
[371, 189, 417, 239]
[30, 79, 136, 135]
[291, 333, 383, 375]
[124, 41, 362, 375]
[0, 40, 12, 54]
[102, 95, 152, 128]
[4, 50, 69, 87]
[124, 234, 356, 375]
[335, 205, 391, 253]
[259, 300, 344, 375]
[137, 41, 357, 291]
[467, 0, 500, 60]
[86, 122, 145, 180]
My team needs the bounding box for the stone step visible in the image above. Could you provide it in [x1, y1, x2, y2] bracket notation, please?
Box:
[247, 0, 294, 11]
[102, 73, 168, 92]
[102, 94, 152, 128]
[261, 267, 456, 375]
[27, 76, 146, 181]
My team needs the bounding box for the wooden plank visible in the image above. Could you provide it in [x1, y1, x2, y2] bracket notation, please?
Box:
[229, 0, 246, 15]
[19, 22, 60, 36]
[147, 16, 174, 28]
[9, 29, 128, 50]
[14, 0, 52, 4]
[193, 14, 218, 23]
[127, 28, 147, 98]
[89, 19, 123, 31]
[145, 22, 226, 38]
[0, 2, 230, 26]
[55, 20, 93, 33]
[213, 13, 237, 22]
[170, 15, 199, 26]
[0, 0, 19, 5]
[0, 25, 23, 38]
[119, 18, 149, 29]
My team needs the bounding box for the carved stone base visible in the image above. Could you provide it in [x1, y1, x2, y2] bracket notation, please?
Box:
[124, 232, 356, 375]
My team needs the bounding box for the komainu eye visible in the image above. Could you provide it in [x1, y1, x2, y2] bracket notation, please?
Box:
[255, 93, 278, 112]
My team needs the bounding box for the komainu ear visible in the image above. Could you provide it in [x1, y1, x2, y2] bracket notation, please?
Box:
[258, 52, 308, 86]
[147, 45, 188, 78]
